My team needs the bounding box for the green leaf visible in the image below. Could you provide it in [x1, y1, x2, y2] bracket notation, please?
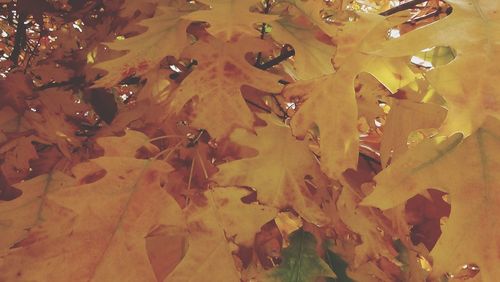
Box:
[325, 249, 353, 282]
[269, 229, 336, 282]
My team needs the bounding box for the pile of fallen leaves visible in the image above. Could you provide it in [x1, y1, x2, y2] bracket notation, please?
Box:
[0, 0, 498, 281]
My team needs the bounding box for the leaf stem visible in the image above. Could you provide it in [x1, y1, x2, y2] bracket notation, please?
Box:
[245, 98, 272, 113]
[256, 45, 295, 70]
[379, 0, 429, 16]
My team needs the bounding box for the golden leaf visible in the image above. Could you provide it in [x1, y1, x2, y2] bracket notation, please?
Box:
[170, 35, 283, 138]
[213, 114, 330, 225]
[362, 116, 500, 280]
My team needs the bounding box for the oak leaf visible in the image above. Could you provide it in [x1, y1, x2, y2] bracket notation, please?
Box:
[213, 114, 330, 225]
[0, 131, 185, 282]
[167, 187, 277, 281]
[183, 0, 278, 40]
[93, 4, 191, 87]
[170, 36, 283, 138]
[336, 185, 396, 266]
[362, 116, 500, 280]
[0, 137, 38, 184]
[0, 172, 74, 250]
[283, 13, 415, 178]
[380, 99, 447, 167]
[269, 15, 335, 80]
[365, 0, 500, 135]
[280, 0, 335, 37]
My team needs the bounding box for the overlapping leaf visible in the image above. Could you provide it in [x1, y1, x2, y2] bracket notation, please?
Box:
[362, 116, 500, 280]
[0, 172, 74, 249]
[169, 36, 283, 138]
[183, 0, 278, 40]
[365, 0, 500, 135]
[380, 99, 447, 167]
[283, 13, 415, 178]
[167, 187, 277, 281]
[0, 131, 185, 282]
[266, 229, 336, 282]
[213, 114, 329, 225]
[269, 15, 336, 79]
[93, 5, 191, 87]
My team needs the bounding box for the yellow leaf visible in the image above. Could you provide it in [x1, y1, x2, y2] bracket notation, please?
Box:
[167, 187, 276, 281]
[182, 0, 279, 40]
[362, 116, 500, 280]
[0, 172, 75, 249]
[269, 15, 335, 79]
[170, 36, 283, 138]
[365, 0, 500, 135]
[213, 114, 330, 225]
[96, 129, 158, 157]
[336, 185, 395, 266]
[380, 99, 447, 167]
[283, 13, 415, 178]
[0, 131, 185, 282]
[93, 5, 191, 87]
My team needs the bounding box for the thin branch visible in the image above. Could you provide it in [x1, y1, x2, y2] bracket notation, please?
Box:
[255, 0, 271, 66]
[256, 45, 295, 70]
[245, 98, 272, 113]
[407, 7, 443, 22]
[270, 94, 288, 119]
[187, 129, 205, 148]
[24, 36, 42, 73]
[360, 152, 381, 165]
[11, 11, 27, 66]
[379, 0, 429, 16]
[34, 76, 86, 91]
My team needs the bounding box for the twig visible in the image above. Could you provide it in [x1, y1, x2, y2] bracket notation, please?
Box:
[270, 94, 288, 119]
[359, 152, 381, 174]
[34, 76, 86, 91]
[187, 129, 205, 148]
[379, 0, 429, 16]
[407, 7, 443, 22]
[11, 12, 27, 66]
[24, 36, 42, 73]
[256, 45, 295, 70]
[360, 152, 381, 165]
[245, 98, 272, 113]
[255, 0, 271, 66]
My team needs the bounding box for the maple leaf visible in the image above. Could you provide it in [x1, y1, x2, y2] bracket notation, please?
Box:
[92, 5, 191, 87]
[169, 35, 283, 138]
[167, 187, 276, 281]
[0, 131, 185, 281]
[365, 0, 500, 135]
[213, 114, 330, 225]
[182, 0, 278, 40]
[362, 116, 500, 280]
[266, 228, 336, 282]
